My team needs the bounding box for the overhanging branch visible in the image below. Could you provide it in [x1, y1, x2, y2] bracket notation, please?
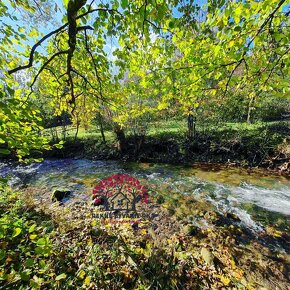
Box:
[8, 3, 119, 75]
[8, 24, 68, 75]
[30, 50, 69, 88]
[84, 30, 104, 98]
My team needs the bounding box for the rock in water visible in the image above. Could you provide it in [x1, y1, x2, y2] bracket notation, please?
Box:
[201, 247, 214, 266]
[225, 212, 241, 222]
[52, 189, 71, 202]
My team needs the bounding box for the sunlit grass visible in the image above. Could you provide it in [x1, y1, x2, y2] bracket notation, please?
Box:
[43, 120, 290, 142]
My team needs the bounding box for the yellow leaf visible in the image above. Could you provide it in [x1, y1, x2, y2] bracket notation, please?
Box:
[84, 276, 91, 285]
[28, 28, 39, 38]
[29, 234, 37, 240]
[220, 275, 230, 285]
[229, 40, 235, 48]
[230, 259, 236, 268]
[78, 269, 86, 280]
[135, 247, 144, 254]
[273, 230, 282, 237]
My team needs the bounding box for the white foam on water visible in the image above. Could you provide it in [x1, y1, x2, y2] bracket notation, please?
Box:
[146, 172, 161, 179]
[2, 159, 289, 235]
[206, 190, 264, 232]
[232, 183, 290, 216]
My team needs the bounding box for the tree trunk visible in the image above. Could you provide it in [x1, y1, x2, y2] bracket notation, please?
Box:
[54, 125, 59, 142]
[50, 127, 55, 142]
[247, 96, 256, 124]
[61, 115, 67, 140]
[187, 114, 196, 139]
[98, 113, 106, 144]
[114, 124, 126, 153]
[74, 118, 80, 142]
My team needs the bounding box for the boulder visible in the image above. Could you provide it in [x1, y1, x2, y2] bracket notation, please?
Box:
[52, 189, 71, 202]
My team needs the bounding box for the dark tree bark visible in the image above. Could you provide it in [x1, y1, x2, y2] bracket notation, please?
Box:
[66, 0, 87, 105]
[187, 114, 196, 139]
[74, 118, 80, 142]
[97, 113, 106, 144]
[114, 124, 126, 153]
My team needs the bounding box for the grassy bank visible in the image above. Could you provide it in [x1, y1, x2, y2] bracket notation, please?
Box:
[43, 121, 290, 174]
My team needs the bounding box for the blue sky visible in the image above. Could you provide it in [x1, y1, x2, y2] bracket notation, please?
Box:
[1, 0, 120, 61]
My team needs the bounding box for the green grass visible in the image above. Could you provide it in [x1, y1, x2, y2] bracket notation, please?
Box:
[43, 126, 115, 142]
[147, 120, 186, 136]
[42, 120, 290, 142]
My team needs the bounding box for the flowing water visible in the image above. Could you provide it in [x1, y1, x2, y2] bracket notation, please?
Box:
[1, 158, 289, 238]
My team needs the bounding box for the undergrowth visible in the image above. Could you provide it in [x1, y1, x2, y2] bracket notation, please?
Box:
[0, 185, 289, 289]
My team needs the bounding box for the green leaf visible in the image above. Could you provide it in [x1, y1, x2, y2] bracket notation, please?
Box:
[0, 249, 6, 261]
[39, 260, 46, 268]
[20, 271, 31, 281]
[121, 0, 128, 9]
[63, 0, 69, 8]
[168, 21, 175, 29]
[6, 86, 14, 96]
[30, 279, 40, 289]
[36, 238, 46, 246]
[25, 258, 34, 268]
[28, 224, 36, 233]
[12, 227, 22, 238]
[55, 273, 67, 281]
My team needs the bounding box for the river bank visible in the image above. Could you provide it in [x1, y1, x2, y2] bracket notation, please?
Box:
[0, 158, 289, 289]
[1, 121, 289, 175]
[42, 129, 290, 176]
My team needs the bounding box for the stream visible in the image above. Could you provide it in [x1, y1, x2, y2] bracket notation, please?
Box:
[1, 158, 289, 249]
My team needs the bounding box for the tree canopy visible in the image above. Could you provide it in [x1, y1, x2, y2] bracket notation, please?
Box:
[0, 0, 289, 160]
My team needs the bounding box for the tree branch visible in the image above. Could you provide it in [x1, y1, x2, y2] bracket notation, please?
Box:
[8, 24, 68, 74]
[77, 25, 94, 32]
[8, 4, 119, 75]
[84, 30, 104, 98]
[30, 50, 69, 89]
[71, 68, 100, 93]
[246, 0, 286, 50]
[222, 0, 286, 95]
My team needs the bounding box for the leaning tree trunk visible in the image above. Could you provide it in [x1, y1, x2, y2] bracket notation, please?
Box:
[114, 124, 126, 153]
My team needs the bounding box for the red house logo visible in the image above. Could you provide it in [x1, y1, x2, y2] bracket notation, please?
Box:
[92, 174, 149, 213]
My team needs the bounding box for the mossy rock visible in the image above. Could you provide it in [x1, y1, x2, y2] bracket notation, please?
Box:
[52, 189, 71, 202]
[225, 212, 241, 222]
